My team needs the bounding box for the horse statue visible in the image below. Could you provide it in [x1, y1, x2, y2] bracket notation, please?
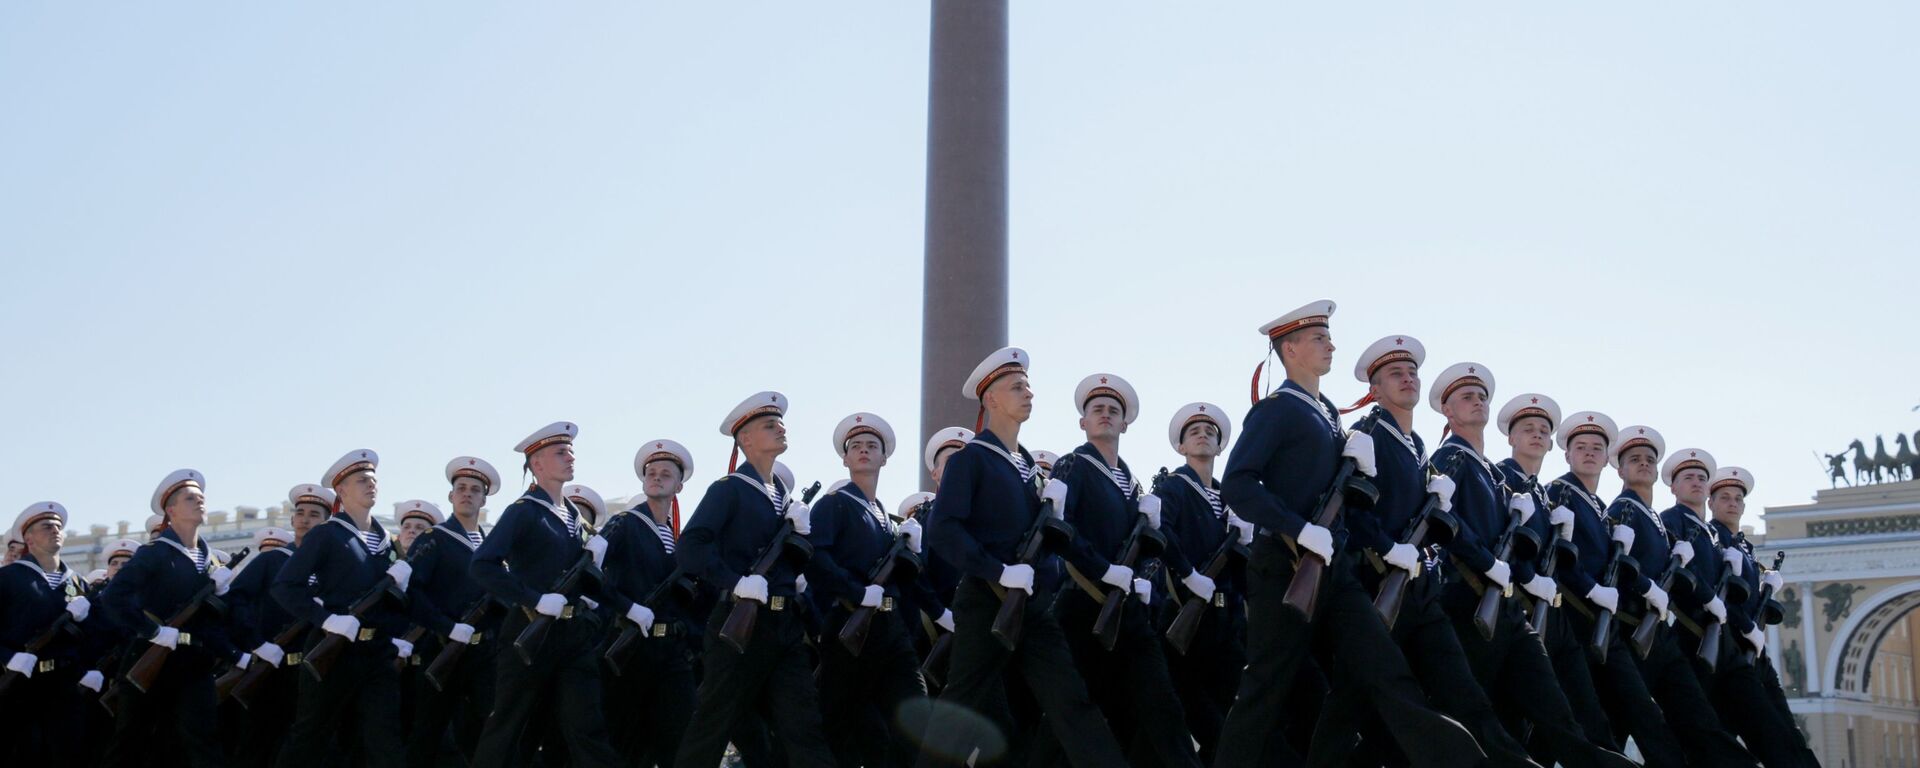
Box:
[1852, 439, 1879, 484]
[1895, 434, 1917, 482]
[1825, 452, 1849, 488]
[1874, 436, 1899, 483]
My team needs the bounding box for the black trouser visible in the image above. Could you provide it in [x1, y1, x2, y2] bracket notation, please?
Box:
[817, 604, 928, 768]
[603, 627, 697, 768]
[471, 610, 623, 768]
[1676, 629, 1817, 768]
[406, 636, 497, 768]
[1565, 609, 1687, 768]
[102, 650, 228, 768]
[278, 635, 403, 768]
[1309, 570, 1536, 768]
[1755, 652, 1818, 766]
[0, 663, 87, 763]
[232, 661, 302, 767]
[1163, 592, 1246, 766]
[1632, 625, 1758, 768]
[1529, 605, 1618, 754]
[1052, 585, 1202, 768]
[1212, 537, 1486, 768]
[915, 578, 1126, 768]
[674, 598, 834, 768]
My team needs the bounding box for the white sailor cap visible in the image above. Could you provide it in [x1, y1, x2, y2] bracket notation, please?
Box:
[1031, 450, 1059, 470]
[1259, 299, 1336, 340]
[1662, 448, 1717, 486]
[397, 500, 444, 527]
[1353, 334, 1424, 383]
[1610, 425, 1666, 469]
[1168, 402, 1232, 451]
[85, 569, 107, 583]
[1556, 411, 1618, 451]
[515, 423, 578, 456]
[720, 393, 787, 437]
[924, 427, 975, 473]
[144, 514, 166, 538]
[962, 347, 1030, 401]
[106, 538, 142, 560]
[826, 478, 851, 495]
[563, 484, 605, 525]
[446, 456, 503, 495]
[251, 527, 294, 550]
[635, 439, 694, 481]
[1074, 374, 1140, 425]
[288, 484, 336, 512]
[834, 412, 897, 458]
[773, 462, 796, 492]
[12, 501, 67, 542]
[1497, 394, 1561, 436]
[152, 469, 206, 516]
[323, 450, 379, 489]
[1428, 363, 1495, 414]
[1710, 466, 1754, 496]
[899, 492, 936, 519]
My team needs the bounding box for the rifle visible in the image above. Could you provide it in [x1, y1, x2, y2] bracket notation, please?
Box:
[920, 626, 953, 688]
[1588, 537, 1639, 663]
[838, 534, 925, 656]
[718, 481, 822, 653]
[1630, 550, 1699, 659]
[224, 619, 310, 708]
[0, 613, 79, 700]
[423, 598, 499, 689]
[511, 552, 606, 665]
[1091, 514, 1167, 651]
[1529, 534, 1576, 632]
[1735, 551, 1787, 666]
[990, 498, 1076, 650]
[1372, 465, 1461, 630]
[1167, 519, 1251, 655]
[1282, 421, 1383, 622]
[1472, 502, 1544, 641]
[604, 569, 695, 676]
[303, 575, 407, 681]
[125, 582, 225, 694]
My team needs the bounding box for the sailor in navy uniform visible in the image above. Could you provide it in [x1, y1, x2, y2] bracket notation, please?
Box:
[598, 439, 702, 768]
[224, 522, 300, 768]
[0, 502, 97, 762]
[1426, 368, 1635, 768]
[465, 423, 625, 768]
[271, 451, 414, 768]
[1608, 430, 1756, 767]
[805, 412, 943, 768]
[104, 536, 142, 583]
[1045, 373, 1206, 768]
[917, 427, 974, 615]
[1154, 402, 1250, 765]
[1030, 450, 1059, 481]
[98, 469, 241, 767]
[402, 456, 503, 768]
[1211, 303, 1483, 768]
[1705, 468, 1818, 768]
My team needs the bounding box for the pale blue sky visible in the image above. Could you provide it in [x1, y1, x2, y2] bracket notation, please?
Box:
[4, 2, 1915, 534]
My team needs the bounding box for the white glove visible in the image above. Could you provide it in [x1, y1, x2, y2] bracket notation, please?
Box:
[448, 623, 476, 644]
[1645, 585, 1671, 620]
[534, 593, 569, 617]
[936, 609, 956, 632]
[1485, 560, 1512, 590]
[210, 565, 235, 596]
[1705, 597, 1727, 624]
[1138, 494, 1163, 529]
[1723, 549, 1743, 576]
[79, 670, 104, 692]
[1509, 493, 1536, 524]
[321, 614, 360, 640]
[1100, 565, 1135, 590]
[1134, 578, 1152, 605]
[583, 535, 609, 568]
[1673, 541, 1695, 566]
[784, 501, 812, 535]
[150, 626, 181, 649]
[1041, 479, 1069, 514]
[1226, 512, 1254, 546]
[1522, 574, 1557, 602]
[860, 584, 885, 609]
[998, 563, 1035, 595]
[392, 638, 414, 659]
[625, 603, 656, 633]
[66, 596, 91, 622]
[1611, 525, 1636, 550]
[6, 652, 37, 677]
[579, 595, 600, 611]
[1384, 543, 1421, 575]
[1343, 431, 1378, 477]
[1763, 571, 1783, 593]
[1296, 523, 1334, 561]
[1586, 585, 1620, 613]
[1743, 627, 1767, 654]
[255, 643, 285, 667]
[1549, 505, 1575, 528]
[1181, 571, 1217, 603]
[731, 576, 768, 605]
[795, 574, 809, 593]
[899, 518, 924, 554]
[235, 653, 252, 670]
[1426, 475, 1456, 512]
[384, 560, 413, 591]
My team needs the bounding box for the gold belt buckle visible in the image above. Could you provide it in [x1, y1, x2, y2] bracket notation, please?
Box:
[409, 655, 422, 666]
[178, 632, 193, 646]
[357, 628, 376, 641]
[286, 652, 304, 665]
[560, 605, 575, 620]
[770, 596, 786, 612]
[469, 632, 484, 644]
[651, 624, 668, 638]
[37, 659, 56, 673]
[1212, 592, 1227, 607]
[880, 596, 895, 613]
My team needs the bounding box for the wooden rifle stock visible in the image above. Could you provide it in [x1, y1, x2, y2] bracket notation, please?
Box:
[1281, 460, 1378, 622]
[1734, 551, 1787, 666]
[1630, 553, 1697, 659]
[0, 613, 78, 700]
[1589, 540, 1630, 662]
[1374, 485, 1459, 630]
[126, 582, 223, 693]
[838, 537, 922, 656]
[1473, 511, 1539, 641]
[1091, 516, 1164, 651]
[1167, 526, 1249, 655]
[303, 575, 405, 681]
[423, 598, 498, 689]
[990, 498, 1072, 651]
[1530, 538, 1575, 631]
[604, 570, 693, 676]
[512, 553, 603, 664]
[718, 481, 821, 653]
[227, 619, 309, 708]
[920, 629, 953, 688]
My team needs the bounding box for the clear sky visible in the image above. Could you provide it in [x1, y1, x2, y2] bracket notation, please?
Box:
[4, 2, 1915, 536]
